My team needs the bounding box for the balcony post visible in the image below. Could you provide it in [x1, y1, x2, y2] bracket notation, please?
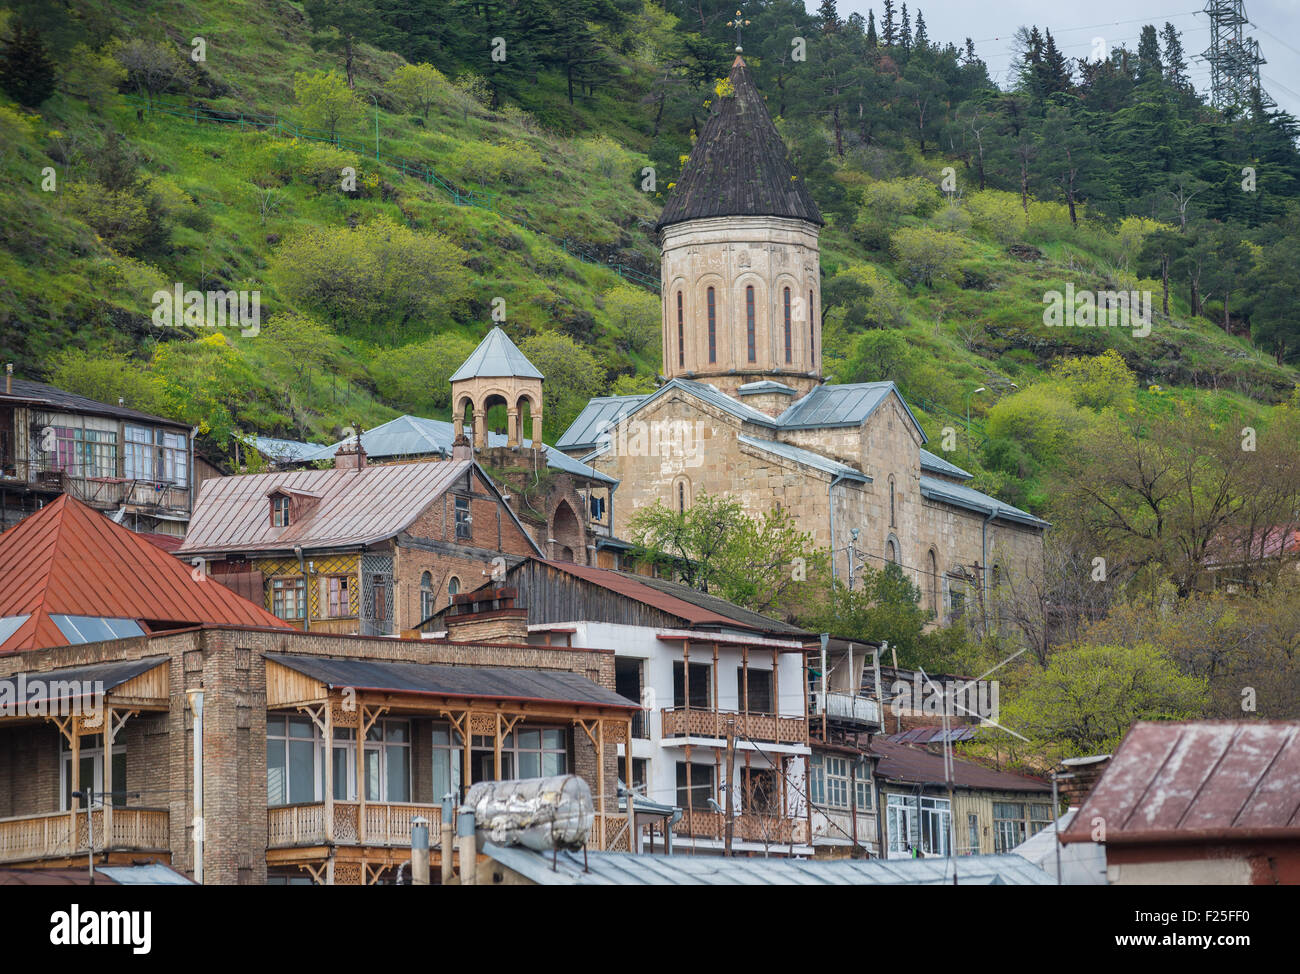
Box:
[684, 743, 693, 843]
[741, 645, 749, 723]
[682, 641, 690, 728]
[323, 702, 334, 848]
[69, 715, 81, 857]
[102, 707, 116, 852]
[771, 649, 779, 742]
[712, 642, 719, 739]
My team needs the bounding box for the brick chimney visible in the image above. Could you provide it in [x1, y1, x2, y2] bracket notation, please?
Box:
[444, 587, 529, 643]
[451, 431, 472, 461]
[334, 441, 367, 470]
[1057, 754, 1112, 806]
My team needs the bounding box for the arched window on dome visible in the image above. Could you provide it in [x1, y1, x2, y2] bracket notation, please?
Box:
[676, 290, 685, 369]
[746, 286, 756, 363]
[707, 287, 717, 364]
[809, 290, 816, 365]
[783, 288, 792, 363]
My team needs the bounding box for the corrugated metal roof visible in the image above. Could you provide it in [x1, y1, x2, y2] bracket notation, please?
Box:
[246, 435, 323, 463]
[529, 560, 811, 637]
[885, 725, 980, 745]
[304, 415, 615, 485]
[179, 459, 473, 554]
[449, 327, 543, 381]
[919, 449, 973, 481]
[96, 863, 197, 885]
[0, 378, 188, 428]
[919, 476, 1049, 528]
[268, 654, 638, 710]
[777, 382, 925, 438]
[0, 657, 168, 705]
[555, 395, 649, 452]
[0, 496, 288, 654]
[871, 740, 1051, 793]
[482, 844, 1053, 885]
[737, 435, 870, 482]
[737, 380, 797, 395]
[657, 56, 822, 230]
[1060, 721, 1300, 845]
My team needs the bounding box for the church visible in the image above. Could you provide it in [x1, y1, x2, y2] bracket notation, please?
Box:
[554, 52, 1048, 624]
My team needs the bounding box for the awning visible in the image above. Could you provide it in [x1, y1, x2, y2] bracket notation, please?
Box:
[0, 657, 169, 717]
[266, 654, 638, 712]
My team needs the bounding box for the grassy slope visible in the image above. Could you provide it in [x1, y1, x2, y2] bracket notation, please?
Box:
[1, 0, 1294, 507]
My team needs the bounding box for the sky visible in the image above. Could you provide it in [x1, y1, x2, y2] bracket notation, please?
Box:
[830, 0, 1300, 118]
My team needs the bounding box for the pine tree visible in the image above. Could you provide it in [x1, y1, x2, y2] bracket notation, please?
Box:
[964, 37, 976, 65]
[866, 9, 878, 48]
[1040, 29, 1071, 97]
[914, 10, 928, 51]
[818, 0, 840, 33]
[1136, 24, 1162, 85]
[1160, 22, 1188, 90]
[900, 4, 911, 54]
[0, 21, 57, 106]
[882, 0, 896, 47]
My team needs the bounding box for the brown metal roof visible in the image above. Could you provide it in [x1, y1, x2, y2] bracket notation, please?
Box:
[179, 459, 473, 554]
[0, 378, 188, 428]
[871, 739, 1051, 793]
[0, 496, 288, 654]
[1060, 721, 1300, 845]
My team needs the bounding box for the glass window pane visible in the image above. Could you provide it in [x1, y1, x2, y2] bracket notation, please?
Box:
[288, 716, 313, 738]
[542, 729, 564, 750]
[385, 721, 409, 743]
[542, 751, 565, 776]
[386, 746, 410, 802]
[365, 749, 381, 801]
[518, 729, 541, 749]
[332, 747, 350, 800]
[519, 752, 540, 778]
[267, 741, 286, 806]
[289, 739, 315, 803]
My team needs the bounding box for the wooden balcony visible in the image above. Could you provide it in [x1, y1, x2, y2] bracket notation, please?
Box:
[267, 802, 634, 853]
[0, 808, 169, 865]
[660, 707, 808, 745]
[672, 809, 800, 845]
[810, 691, 881, 728]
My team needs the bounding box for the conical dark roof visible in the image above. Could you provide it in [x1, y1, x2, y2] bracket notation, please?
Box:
[657, 55, 822, 230]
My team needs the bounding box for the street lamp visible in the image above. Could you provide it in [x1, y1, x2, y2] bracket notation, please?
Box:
[965, 387, 985, 457]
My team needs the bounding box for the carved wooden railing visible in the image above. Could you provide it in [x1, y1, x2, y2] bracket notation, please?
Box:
[267, 802, 441, 849]
[671, 810, 798, 844]
[0, 808, 168, 864]
[660, 708, 808, 745]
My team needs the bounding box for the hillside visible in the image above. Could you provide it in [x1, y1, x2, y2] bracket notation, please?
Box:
[0, 0, 1297, 515]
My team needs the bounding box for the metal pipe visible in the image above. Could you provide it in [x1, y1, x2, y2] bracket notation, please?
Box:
[440, 794, 456, 885]
[828, 474, 849, 582]
[186, 689, 204, 884]
[980, 506, 996, 633]
[457, 809, 477, 886]
[294, 545, 310, 631]
[410, 816, 430, 886]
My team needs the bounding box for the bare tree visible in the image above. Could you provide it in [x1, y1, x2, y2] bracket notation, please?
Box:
[111, 39, 189, 107]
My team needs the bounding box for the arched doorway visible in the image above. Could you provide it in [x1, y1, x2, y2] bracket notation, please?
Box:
[550, 499, 582, 563]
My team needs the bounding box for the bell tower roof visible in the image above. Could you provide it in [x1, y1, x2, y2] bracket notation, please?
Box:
[657, 55, 823, 231]
[450, 326, 543, 382]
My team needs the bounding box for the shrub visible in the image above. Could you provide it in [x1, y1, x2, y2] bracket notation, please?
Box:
[891, 226, 968, 287]
[64, 181, 149, 252]
[1049, 349, 1137, 411]
[984, 382, 1091, 468]
[965, 189, 1024, 244]
[370, 332, 477, 411]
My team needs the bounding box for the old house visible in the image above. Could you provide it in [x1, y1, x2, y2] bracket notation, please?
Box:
[427, 558, 821, 856]
[1059, 720, 1300, 884]
[0, 372, 195, 534]
[871, 739, 1054, 859]
[0, 500, 639, 883]
[557, 55, 1047, 621]
[178, 446, 544, 635]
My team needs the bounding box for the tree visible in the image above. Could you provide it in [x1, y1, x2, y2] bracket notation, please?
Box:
[304, 0, 381, 88]
[293, 69, 359, 140]
[1135, 24, 1162, 86]
[1136, 226, 1187, 316]
[1160, 22, 1188, 90]
[518, 331, 605, 439]
[601, 284, 661, 358]
[1198, 222, 1251, 333]
[890, 226, 967, 286]
[0, 20, 56, 106]
[1249, 205, 1300, 363]
[60, 43, 126, 109]
[370, 332, 478, 412]
[386, 62, 446, 118]
[881, 0, 896, 46]
[998, 643, 1206, 757]
[109, 38, 187, 107]
[799, 566, 932, 664]
[629, 493, 828, 618]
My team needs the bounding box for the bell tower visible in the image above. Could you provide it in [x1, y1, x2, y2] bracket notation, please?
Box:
[657, 53, 824, 404]
[450, 327, 543, 450]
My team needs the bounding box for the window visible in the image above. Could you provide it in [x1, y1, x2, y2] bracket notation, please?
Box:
[736, 667, 773, 715]
[325, 576, 352, 618]
[742, 767, 779, 814]
[888, 475, 896, 527]
[365, 719, 411, 802]
[676, 761, 715, 811]
[419, 572, 435, 621]
[928, 549, 939, 613]
[968, 813, 981, 855]
[814, 755, 849, 808]
[124, 426, 187, 486]
[432, 722, 463, 802]
[589, 493, 606, 522]
[672, 661, 712, 709]
[1030, 802, 1055, 836]
[618, 756, 648, 792]
[886, 537, 899, 564]
[267, 716, 355, 805]
[886, 794, 950, 857]
[745, 285, 756, 362]
[783, 287, 792, 363]
[994, 801, 1027, 852]
[854, 757, 873, 810]
[49, 428, 117, 479]
[809, 290, 815, 363]
[60, 734, 126, 809]
[949, 584, 966, 622]
[676, 290, 685, 368]
[616, 658, 646, 738]
[706, 287, 716, 363]
[677, 479, 687, 512]
[466, 725, 568, 785]
[447, 576, 460, 603]
[454, 495, 471, 539]
[271, 495, 291, 527]
[271, 577, 305, 620]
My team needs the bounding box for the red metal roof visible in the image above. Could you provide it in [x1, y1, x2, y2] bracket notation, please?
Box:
[179, 459, 474, 554]
[870, 739, 1051, 793]
[1060, 721, 1300, 845]
[0, 495, 289, 654]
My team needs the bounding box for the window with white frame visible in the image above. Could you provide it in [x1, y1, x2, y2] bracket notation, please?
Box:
[124, 426, 187, 485]
[454, 495, 471, 539]
[271, 495, 291, 527]
[271, 577, 305, 620]
[364, 719, 411, 802]
[419, 572, 435, 621]
[886, 793, 950, 857]
[432, 721, 464, 802]
[266, 716, 356, 805]
[49, 428, 117, 479]
[812, 755, 873, 811]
